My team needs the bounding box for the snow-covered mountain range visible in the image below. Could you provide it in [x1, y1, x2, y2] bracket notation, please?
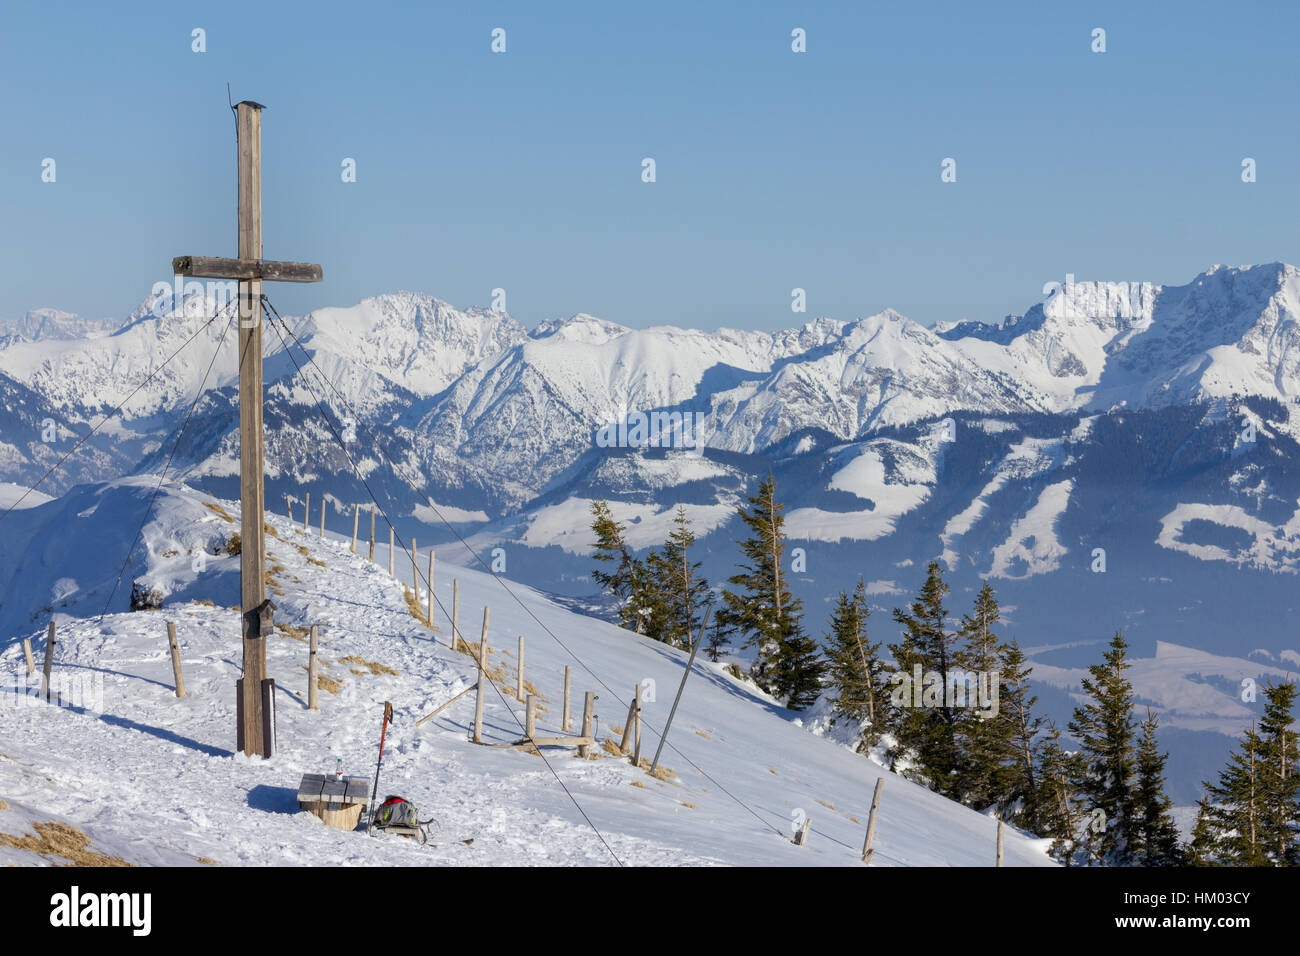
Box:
[4, 263, 1300, 800]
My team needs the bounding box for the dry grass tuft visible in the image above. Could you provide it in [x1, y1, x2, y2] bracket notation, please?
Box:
[340, 655, 398, 676]
[0, 822, 133, 866]
[630, 781, 646, 789]
[601, 739, 624, 757]
[0, 800, 9, 811]
[203, 501, 234, 523]
[190, 599, 215, 607]
[307, 557, 326, 568]
[302, 666, 342, 694]
[648, 764, 678, 782]
[276, 623, 307, 643]
[402, 587, 430, 625]
[196, 856, 217, 866]
[681, 802, 695, 809]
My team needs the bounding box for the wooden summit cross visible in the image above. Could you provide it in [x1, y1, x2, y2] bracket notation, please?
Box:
[171, 100, 322, 758]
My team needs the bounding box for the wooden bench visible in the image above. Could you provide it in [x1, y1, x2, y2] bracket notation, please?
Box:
[296, 773, 371, 830]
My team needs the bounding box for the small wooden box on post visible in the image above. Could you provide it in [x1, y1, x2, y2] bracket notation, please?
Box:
[171, 99, 323, 759]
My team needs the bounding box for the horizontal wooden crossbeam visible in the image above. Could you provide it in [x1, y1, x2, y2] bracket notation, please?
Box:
[172, 255, 323, 283]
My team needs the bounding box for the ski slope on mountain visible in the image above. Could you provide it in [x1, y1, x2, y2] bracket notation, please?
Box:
[0, 480, 1054, 867]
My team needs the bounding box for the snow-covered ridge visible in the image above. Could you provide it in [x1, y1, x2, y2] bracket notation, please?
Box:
[6, 263, 1300, 514]
[0, 479, 1054, 867]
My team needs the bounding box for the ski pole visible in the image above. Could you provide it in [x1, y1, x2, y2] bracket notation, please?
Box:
[367, 700, 393, 832]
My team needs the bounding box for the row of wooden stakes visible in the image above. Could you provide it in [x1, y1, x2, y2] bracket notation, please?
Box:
[279, 496, 1014, 866]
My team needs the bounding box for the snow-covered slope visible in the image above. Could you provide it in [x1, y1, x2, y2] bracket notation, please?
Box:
[0, 480, 1053, 867]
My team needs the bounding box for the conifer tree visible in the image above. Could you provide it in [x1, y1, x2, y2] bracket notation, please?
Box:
[647, 506, 709, 649]
[888, 562, 963, 798]
[624, 551, 669, 640]
[1132, 708, 1183, 866]
[1203, 721, 1269, 866]
[590, 500, 636, 604]
[778, 626, 826, 712]
[704, 617, 731, 662]
[825, 580, 890, 751]
[1036, 722, 1085, 865]
[1202, 680, 1300, 866]
[1255, 679, 1300, 866]
[999, 640, 1044, 829]
[1185, 796, 1219, 866]
[1067, 631, 1139, 865]
[717, 475, 812, 703]
[955, 581, 1013, 811]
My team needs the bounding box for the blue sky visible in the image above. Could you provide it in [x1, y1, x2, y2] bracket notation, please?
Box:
[2, 0, 1298, 331]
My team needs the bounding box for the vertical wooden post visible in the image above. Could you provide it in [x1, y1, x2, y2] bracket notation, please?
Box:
[235, 100, 269, 757]
[350, 504, 359, 553]
[167, 621, 187, 698]
[308, 625, 319, 711]
[473, 607, 489, 744]
[388, 526, 395, 576]
[41, 621, 56, 701]
[320, 498, 326, 537]
[861, 777, 885, 864]
[410, 536, 418, 602]
[303, 492, 310, 532]
[562, 665, 571, 733]
[618, 693, 637, 754]
[452, 580, 460, 651]
[285, 494, 293, 527]
[22, 638, 34, 677]
[793, 816, 812, 847]
[516, 635, 525, 701]
[368, 506, 375, 561]
[426, 550, 435, 626]
[525, 694, 537, 740]
[633, 684, 643, 767]
[578, 691, 595, 758]
[996, 820, 1005, 867]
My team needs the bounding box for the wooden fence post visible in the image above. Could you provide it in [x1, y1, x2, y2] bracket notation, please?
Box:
[452, 580, 460, 651]
[285, 494, 293, 527]
[996, 819, 1005, 867]
[516, 635, 525, 701]
[303, 492, 310, 533]
[349, 504, 359, 552]
[42, 621, 55, 701]
[410, 536, 418, 601]
[368, 506, 376, 561]
[167, 621, 187, 699]
[618, 691, 638, 754]
[562, 666, 571, 733]
[308, 625, 319, 711]
[388, 526, 395, 577]
[320, 498, 326, 536]
[793, 816, 812, 847]
[426, 550, 434, 626]
[525, 694, 537, 740]
[633, 684, 643, 767]
[861, 777, 885, 864]
[22, 638, 34, 676]
[473, 607, 489, 744]
[578, 692, 595, 758]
